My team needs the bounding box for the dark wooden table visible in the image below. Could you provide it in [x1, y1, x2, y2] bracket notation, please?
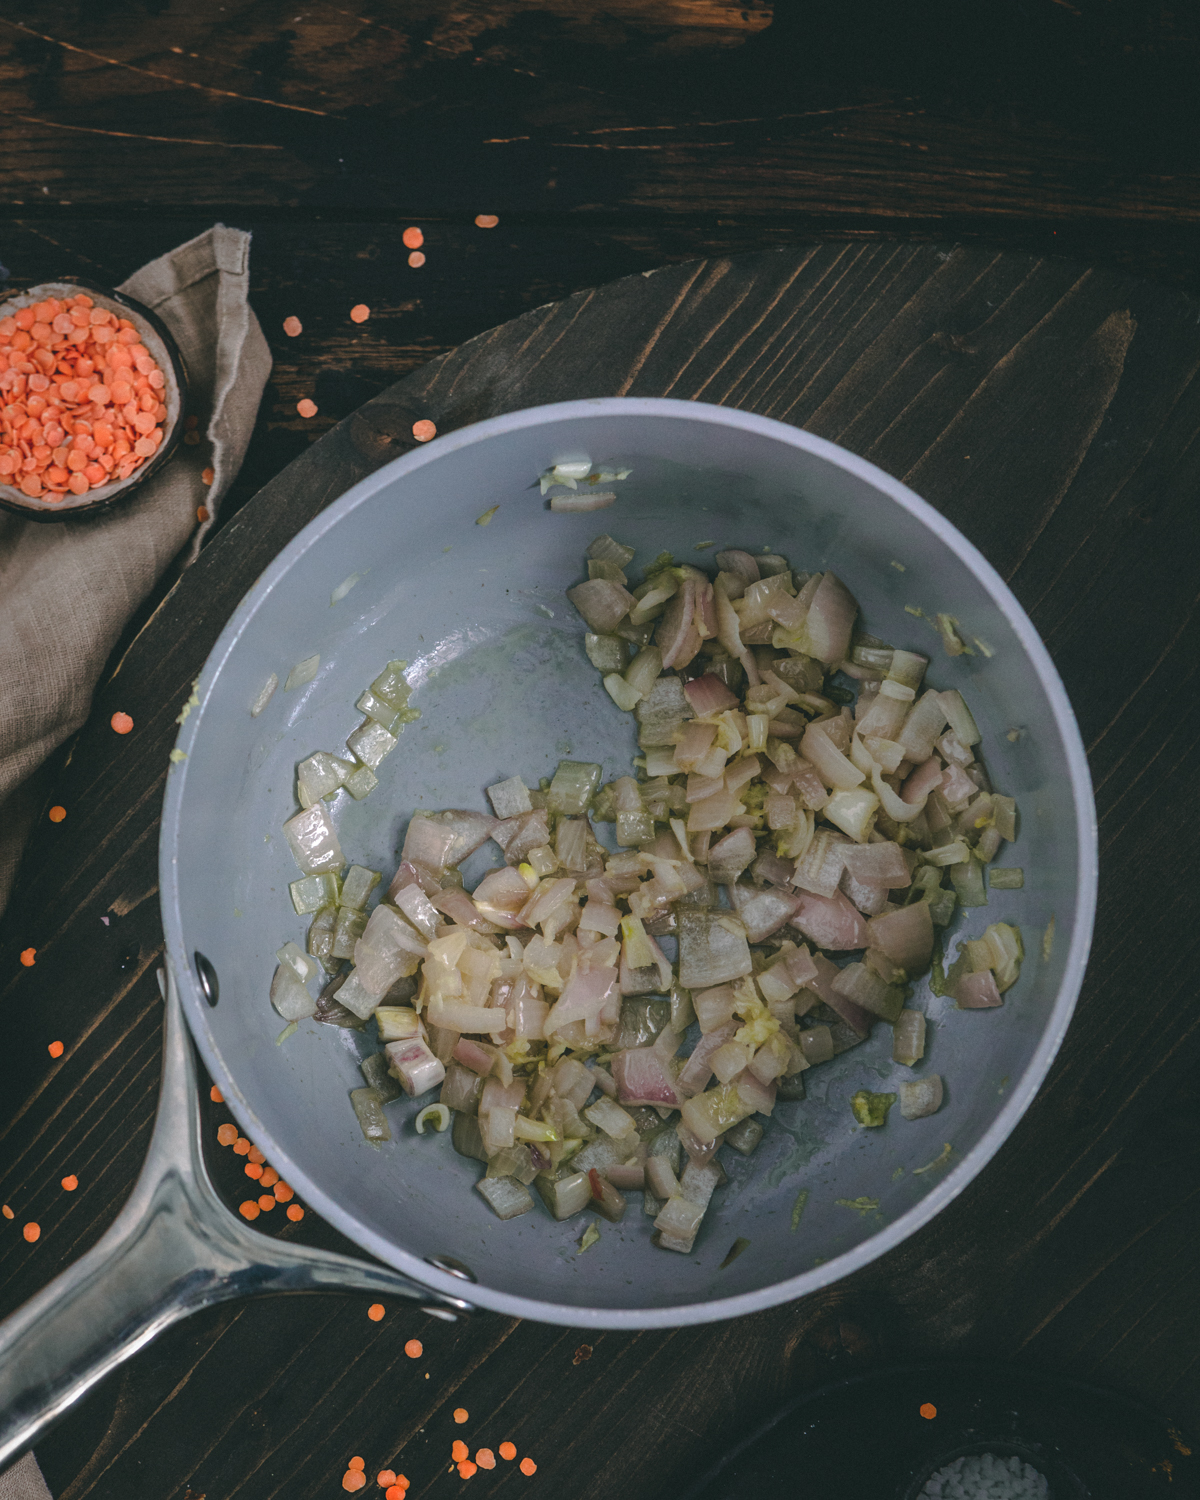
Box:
[3, 7, 1200, 1499]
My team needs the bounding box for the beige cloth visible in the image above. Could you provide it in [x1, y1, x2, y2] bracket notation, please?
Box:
[0, 1456, 49, 1500]
[0, 224, 272, 916]
[0, 227, 271, 1494]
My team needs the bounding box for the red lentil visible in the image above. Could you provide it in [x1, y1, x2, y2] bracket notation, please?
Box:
[61, 1174, 78, 1191]
[0, 293, 169, 503]
[48, 1040, 64, 1058]
[19, 948, 35, 967]
[48, 806, 66, 823]
[402, 227, 424, 249]
[110, 712, 134, 734]
[283, 316, 303, 337]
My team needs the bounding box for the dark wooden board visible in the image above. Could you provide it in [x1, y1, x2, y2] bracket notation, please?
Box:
[3, 1, 1200, 299]
[3, 240, 1200, 1500]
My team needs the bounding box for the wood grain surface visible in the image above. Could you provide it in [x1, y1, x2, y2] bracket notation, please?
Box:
[2, 1, 1200, 298]
[2, 239, 1199, 1500]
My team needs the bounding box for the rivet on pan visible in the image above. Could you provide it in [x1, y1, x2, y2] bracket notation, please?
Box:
[425, 1254, 477, 1283]
[194, 951, 219, 1008]
[421, 1305, 463, 1323]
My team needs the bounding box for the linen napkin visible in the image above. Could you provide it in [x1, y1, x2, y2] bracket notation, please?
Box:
[0, 223, 272, 917]
[0, 224, 271, 1496]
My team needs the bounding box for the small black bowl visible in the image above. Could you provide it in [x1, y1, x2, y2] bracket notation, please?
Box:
[0, 277, 188, 522]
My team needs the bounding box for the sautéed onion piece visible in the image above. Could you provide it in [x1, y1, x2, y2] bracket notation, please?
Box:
[272, 536, 1025, 1252]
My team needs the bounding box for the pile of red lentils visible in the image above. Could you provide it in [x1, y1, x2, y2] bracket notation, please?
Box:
[0, 290, 170, 502]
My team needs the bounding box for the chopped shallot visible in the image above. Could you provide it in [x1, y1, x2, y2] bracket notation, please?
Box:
[271, 535, 1025, 1261]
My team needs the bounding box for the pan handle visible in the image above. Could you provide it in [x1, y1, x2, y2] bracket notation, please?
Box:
[0, 968, 473, 1471]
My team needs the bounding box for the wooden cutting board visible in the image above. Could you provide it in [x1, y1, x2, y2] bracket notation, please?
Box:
[3, 241, 1199, 1500]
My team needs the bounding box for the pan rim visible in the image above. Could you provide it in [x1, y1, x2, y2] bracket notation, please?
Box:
[160, 395, 1098, 1329]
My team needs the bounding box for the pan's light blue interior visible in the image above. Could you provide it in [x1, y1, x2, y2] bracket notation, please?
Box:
[162, 400, 1095, 1326]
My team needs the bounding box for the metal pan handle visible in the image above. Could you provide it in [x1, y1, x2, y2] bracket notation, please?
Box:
[0, 969, 473, 1471]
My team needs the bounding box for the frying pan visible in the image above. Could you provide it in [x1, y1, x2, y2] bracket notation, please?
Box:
[0, 397, 1098, 1467]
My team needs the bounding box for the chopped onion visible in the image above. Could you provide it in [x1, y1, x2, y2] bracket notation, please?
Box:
[802, 722, 865, 790]
[567, 578, 637, 632]
[658, 578, 702, 669]
[899, 1075, 943, 1118]
[284, 654, 320, 691]
[477, 1176, 535, 1219]
[350, 1087, 391, 1143]
[551, 490, 617, 512]
[708, 826, 757, 885]
[276, 535, 1025, 1260]
[714, 550, 761, 586]
[346, 717, 397, 770]
[866, 901, 934, 972]
[415, 1103, 452, 1134]
[792, 889, 867, 950]
[250, 672, 278, 716]
[802, 572, 858, 665]
[841, 841, 911, 887]
[892, 1009, 926, 1066]
[587, 533, 636, 566]
[823, 787, 880, 843]
[386, 1038, 447, 1097]
[283, 803, 345, 876]
[270, 963, 316, 1021]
